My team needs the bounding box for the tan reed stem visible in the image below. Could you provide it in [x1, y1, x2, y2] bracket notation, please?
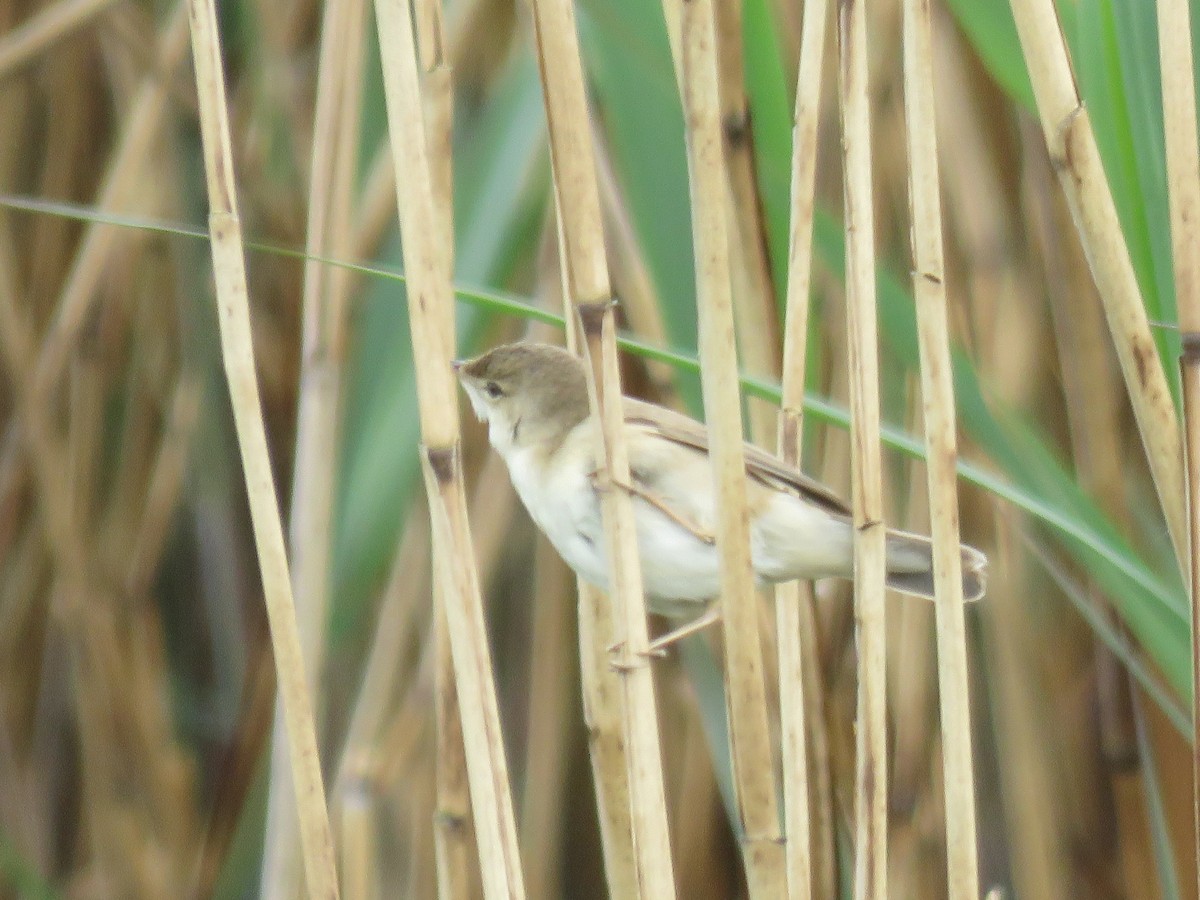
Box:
[338, 783, 377, 900]
[409, 0, 472, 893]
[433, 590, 472, 900]
[0, 0, 124, 79]
[22, 3, 188, 416]
[528, 0, 677, 893]
[1008, 0, 1186, 568]
[575, 579, 640, 894]
[185, 0, 340, 892]
[711, 0, 782, 444]
[776, 0, 833, 892]
[836, 0, 888, 895]
[676, 0, 785, 894]
[259, 0, 364, 889]
[372, 0, 525, 891]
[1153, 0, 1200, 885]
[899, 0, 979, 894]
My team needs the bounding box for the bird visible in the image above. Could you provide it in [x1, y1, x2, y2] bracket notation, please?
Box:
[453, 341, 986, 639]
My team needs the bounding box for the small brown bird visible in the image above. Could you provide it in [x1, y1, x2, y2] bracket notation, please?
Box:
[455, 342, 986, 624]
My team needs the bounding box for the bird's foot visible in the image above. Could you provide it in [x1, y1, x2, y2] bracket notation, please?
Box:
[606, 640, 668, 669]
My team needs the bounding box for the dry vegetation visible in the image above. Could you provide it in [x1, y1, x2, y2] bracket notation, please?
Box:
[0, 0, 1197, 896]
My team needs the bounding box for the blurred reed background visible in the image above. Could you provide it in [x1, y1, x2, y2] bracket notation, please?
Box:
[0, 0, 1196, 895]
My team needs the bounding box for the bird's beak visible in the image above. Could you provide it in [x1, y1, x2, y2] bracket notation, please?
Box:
[451, 359, 464, 374]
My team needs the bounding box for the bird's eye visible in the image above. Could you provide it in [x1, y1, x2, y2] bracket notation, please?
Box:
[484, 381, 504, 399]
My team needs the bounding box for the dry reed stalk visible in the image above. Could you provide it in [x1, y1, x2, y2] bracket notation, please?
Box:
[372, 0, 525, 892]
[0, 171, 187, 897]
[677, 0, 785, 894]
[1153, 0, 1200, 883]
[981, 522, 1073, 900]
[0, 4, 189, 539]
[593, 133, 675, 398]
[669, 691, 735, 899]
[777, 0, 834, 892]
[660, 0, 783, 438]
[774, 589, 815, 900]
[334, 446, 513, 852]
[1027, 109, 1154, 896]
[433, 594, 473, 900]
[527, 0, 676, 895]
[17, 3, 187, 414]
[121, 376, 202, 595]
[417, 457, 525, 898]
[899, 0, 979, 894]
[339, 783, 378, 900]
[336, 508, 431, 787]
[712, 0, 782, 444]
[410, 8, 471, 896]
[0, 0, 122, 78]
[259, 0, 366, 889]
[836, 0, 889, 895]
[931, 28, 1029, 366]
[185, 0, 340, 893]
[351, 145, 399, 266]
[575, 579, 639, 894]
[519, 539, 575, 899]
[1007, 0, 1187, 567]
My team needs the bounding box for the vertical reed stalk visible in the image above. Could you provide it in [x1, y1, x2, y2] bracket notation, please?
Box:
[837, 0, 888, 895]
[1153, 0, 1200, 885]
[777, 0, 833, 892]
[519, 539, 574, 899]
[24, 3, 189, 417]
[185, 0, 340, 894]
[528, 0, 676, 893]
[1008, 0, 1186, 568]
[0, 0, 123, 77]
[677, 0, 785, 894]
[372, 0, 526, 892]
[433, 595, 472, 900]
[260, 0, 364, 888]
[411, 1, 469, 894]
[339, 784, 377, 900]
[899, 0, 979, 894]
[712, 0, 782, 443]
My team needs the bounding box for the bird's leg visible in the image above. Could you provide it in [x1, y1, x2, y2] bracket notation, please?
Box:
[607, 606, 722, 665]
[646, 605, 722, 654]
[589, 468, 716, 544]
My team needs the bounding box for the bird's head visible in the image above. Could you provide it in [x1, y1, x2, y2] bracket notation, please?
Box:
[453, 342, 591, 455]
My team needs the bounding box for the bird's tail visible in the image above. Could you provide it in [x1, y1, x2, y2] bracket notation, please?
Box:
[883, 529, 987, 601]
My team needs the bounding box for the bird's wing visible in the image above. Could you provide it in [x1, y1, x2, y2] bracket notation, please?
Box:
[621, 397, 851, 517]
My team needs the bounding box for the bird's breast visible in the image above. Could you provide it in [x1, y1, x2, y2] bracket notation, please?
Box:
[504, 444, 609, 587]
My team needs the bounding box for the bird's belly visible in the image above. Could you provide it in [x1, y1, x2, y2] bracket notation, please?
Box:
[634, 514, 721, 606]
[545, 492, 720, 608]
[506, 449, 725, 613]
